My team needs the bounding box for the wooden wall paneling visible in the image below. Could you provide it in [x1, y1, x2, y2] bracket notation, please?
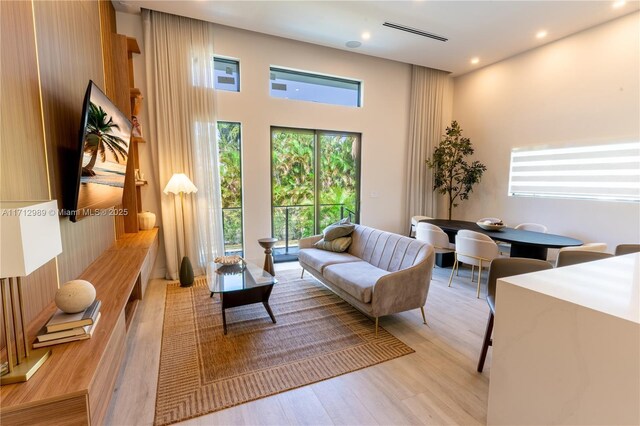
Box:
[0, 0, 50, 201]
[57, 215, 116, 284]
[32, 0, 117, 284]
[0, 0, 59, 358]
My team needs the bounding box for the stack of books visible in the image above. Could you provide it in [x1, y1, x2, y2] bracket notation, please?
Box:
[34, 300, 102, 348]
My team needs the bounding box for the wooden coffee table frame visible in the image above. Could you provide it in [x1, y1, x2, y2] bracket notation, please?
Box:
[210, 282, 276, 335]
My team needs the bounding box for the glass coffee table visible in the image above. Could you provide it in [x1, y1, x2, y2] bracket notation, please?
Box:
[206, 260, 278, 335]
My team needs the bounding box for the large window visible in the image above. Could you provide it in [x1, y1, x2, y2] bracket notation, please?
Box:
[508, 141, 640, 202]
[271, 127, 361, 261]
[217, 122, 243, 254]
[269, 67, 361, 107]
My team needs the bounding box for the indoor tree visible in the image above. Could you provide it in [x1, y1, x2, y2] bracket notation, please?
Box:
[426, 121, 486, 220]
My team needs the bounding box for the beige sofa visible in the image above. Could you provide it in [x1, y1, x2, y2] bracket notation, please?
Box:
[298, 224, 435, 335]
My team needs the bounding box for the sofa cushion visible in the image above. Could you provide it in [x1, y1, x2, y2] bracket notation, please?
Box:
[314, 236, 352, 252]
[323, 261, 390, 304]
[323, 219, 356, 241]
[298, 248, 360, 273]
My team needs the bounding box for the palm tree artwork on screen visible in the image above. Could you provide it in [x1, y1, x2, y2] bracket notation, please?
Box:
[82, 103, 129, 178]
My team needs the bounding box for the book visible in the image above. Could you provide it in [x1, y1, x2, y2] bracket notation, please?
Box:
[36, 325, 87, 342]
[45, 300, 101, 333]
[33, 313, 101, 348]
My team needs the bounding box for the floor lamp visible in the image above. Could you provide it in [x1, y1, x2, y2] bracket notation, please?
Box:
[0, 200, 62, 385]
[164, 173, 198, 287]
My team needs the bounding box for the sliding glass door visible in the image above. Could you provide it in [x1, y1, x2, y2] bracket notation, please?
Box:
[271, 127, 360, 260]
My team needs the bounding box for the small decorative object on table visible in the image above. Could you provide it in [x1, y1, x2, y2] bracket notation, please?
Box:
[137, 211, 156, 230]
[214, 254, 243, 265]
[476, 218, 506, 231]
[55, 279, 96, 314]
[258, 238, 278, 276]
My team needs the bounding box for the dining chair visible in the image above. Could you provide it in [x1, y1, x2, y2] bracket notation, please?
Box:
[410, 215, 433, 237]
[415, 223, 455, 259]
[559, 243, 608, 253]
[498, 222, 549, 255]
[615, 244, 640, 256]
[556, 250, 613, 267]
[449, 230, 499, 298]
[477, 257, 553, 372]
[515, 223, 548, 233]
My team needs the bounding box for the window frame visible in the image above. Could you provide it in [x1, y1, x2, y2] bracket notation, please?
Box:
[213, 55, 241, 92]
[269, 66, 363, 107]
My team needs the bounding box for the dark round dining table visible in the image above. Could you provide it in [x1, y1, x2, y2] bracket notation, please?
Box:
[421, 219, 583, 263]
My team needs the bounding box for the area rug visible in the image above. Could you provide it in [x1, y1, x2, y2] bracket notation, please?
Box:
[154, 270, 414, 425]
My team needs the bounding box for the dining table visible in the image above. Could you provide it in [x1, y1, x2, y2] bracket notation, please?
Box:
[421, 219, 583, 266]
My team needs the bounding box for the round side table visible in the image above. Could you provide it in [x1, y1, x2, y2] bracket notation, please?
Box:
[258, 238, 278, 276]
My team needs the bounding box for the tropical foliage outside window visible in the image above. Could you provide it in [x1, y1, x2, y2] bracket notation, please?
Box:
[271, 127, 360, 256]
[217, 122, 243, 254]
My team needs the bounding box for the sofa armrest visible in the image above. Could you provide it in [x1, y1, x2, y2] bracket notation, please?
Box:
[371, 247, 435, 317]
[299, 235, 323, 249]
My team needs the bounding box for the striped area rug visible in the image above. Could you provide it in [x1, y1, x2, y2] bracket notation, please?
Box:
[154, 270, 414, 425]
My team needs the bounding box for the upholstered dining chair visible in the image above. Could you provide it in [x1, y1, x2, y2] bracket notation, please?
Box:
[559, 243, 608, 253]
[477, 257, 553, 372]
[415, 222, 455, 259]
[449, 230, 499, 298]
[499, 222, 549, 255]
[515, 222, 548, 233]
[556, 250, 613, 267]
[410, 215, 433, 237]
[615, 244, 640, 256]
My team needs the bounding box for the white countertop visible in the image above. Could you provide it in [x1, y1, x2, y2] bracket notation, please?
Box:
[499, 253, 639, 324]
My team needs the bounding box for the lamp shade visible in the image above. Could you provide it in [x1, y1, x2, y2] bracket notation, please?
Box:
[0, 200, 63, 278]
[163, 173, 198, 195]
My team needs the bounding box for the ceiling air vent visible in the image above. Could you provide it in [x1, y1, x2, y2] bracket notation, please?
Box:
[383, 22, 448, 42]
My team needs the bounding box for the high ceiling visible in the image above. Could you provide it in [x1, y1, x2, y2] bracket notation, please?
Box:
[115, 1, 639, 75]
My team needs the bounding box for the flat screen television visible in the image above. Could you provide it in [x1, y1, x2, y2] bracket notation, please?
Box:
[70, 81, 132, 222]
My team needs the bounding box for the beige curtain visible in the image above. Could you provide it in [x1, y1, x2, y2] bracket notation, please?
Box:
[405, 65, 451, 229]
[143, 9, 224, 279]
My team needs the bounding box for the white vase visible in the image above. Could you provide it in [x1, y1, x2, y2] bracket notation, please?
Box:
[138, 211, 156, 230]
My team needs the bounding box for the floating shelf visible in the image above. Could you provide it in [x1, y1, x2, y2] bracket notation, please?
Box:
[127, 37, 140, 54]
[130, 87, 141, 97]
[131, 136, 146, 144]
[135, 180, 148, 187]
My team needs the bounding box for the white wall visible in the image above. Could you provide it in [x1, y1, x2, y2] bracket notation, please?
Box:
[116, 13, 414, 264]
[452, 12, 640, 252]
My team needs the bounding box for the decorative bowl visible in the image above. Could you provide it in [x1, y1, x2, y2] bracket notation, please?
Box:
[214, 255, 243, 266]
[476, 221, 506, 231]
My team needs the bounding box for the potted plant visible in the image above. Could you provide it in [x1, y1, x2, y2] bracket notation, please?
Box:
[427, 121, 486, 220]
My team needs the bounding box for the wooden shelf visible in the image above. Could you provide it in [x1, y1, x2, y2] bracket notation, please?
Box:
[135, 180, 147, 187]
[126, 37, 140, 54]
[131, 136, 146, 144]
[0, 229, 159, 425]
[130, 87, 141, 97]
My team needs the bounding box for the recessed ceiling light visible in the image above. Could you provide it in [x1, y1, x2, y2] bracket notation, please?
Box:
[536, 30, 548, 39]
[361, 32, 371, 40]
[470, 57, 480, 65]
[346, 41, 362, 48]
[612, 0, 626, 8]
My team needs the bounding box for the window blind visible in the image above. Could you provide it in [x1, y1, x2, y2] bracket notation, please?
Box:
[508, 142, 640, 202]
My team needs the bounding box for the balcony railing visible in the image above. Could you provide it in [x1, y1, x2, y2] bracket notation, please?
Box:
[272, 203, 357, 256]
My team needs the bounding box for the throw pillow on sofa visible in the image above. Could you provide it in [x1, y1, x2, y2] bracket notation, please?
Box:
[314, 236, 352, 253]
[323, 218, 355, 241]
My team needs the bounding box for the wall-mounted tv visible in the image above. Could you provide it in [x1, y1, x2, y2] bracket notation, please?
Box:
[70, 81, 132, 222]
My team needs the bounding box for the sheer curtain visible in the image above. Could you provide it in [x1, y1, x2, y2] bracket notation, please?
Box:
[143, 9, 224, 279]
[405, 65, 451, 228]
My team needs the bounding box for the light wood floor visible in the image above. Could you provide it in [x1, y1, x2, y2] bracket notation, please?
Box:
[105, 262, 492, 425]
